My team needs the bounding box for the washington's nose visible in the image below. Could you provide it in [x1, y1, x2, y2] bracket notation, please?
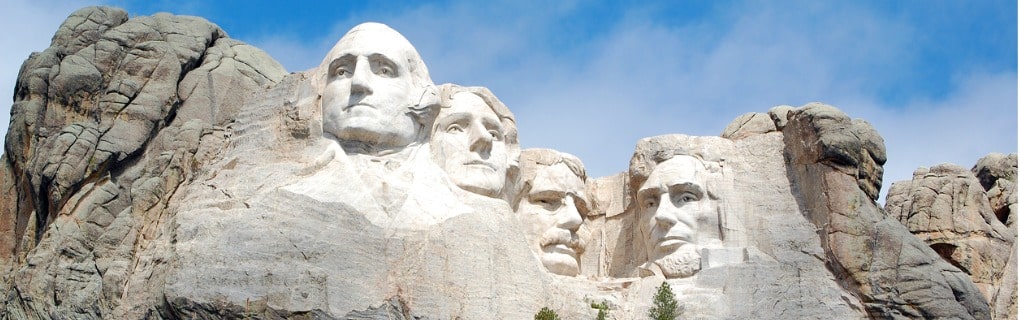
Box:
[468, 123, 493, 155]
[556, 196, 583, 232]
[350, 59, 373, 95]
[653, 193, 678, 228]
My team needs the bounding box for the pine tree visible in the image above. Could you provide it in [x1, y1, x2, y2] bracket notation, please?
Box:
[591, 300, 610, 320]
[535, 306, 561, 320]
[648, 282, 681, 320]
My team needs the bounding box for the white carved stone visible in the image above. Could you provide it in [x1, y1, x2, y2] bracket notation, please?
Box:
[515, 148, 588, 276]
[635, 155, 722, 279]
[0, 10, 1004, 319]
[317, 22, 438, 153]
[431, 84, 519, 200]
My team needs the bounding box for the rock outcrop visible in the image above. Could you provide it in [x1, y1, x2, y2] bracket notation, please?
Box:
[1, 6, 286, 318]
[0, 6, 1010, 320]
[783, 104, 990, 319]
[885, 153, 1017, 320]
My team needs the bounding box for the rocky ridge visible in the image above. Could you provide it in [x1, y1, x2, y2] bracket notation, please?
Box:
[0, 6, 1012, 320]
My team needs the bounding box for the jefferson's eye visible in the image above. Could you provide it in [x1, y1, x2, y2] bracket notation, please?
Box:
[446, 124, 464, 133]
[488, 130, 502, 140]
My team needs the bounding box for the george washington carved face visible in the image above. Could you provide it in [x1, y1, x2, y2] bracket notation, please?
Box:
[319, 22, 434, 151]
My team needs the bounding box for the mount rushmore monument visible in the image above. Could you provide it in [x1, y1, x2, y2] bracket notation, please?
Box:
[0, 6, 1014, 319]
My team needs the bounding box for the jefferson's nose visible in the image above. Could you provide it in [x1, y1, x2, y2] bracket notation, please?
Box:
[468, 123, 493, 155]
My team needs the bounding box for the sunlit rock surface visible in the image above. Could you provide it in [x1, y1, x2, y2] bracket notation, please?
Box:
[0, 6, 1007, 320]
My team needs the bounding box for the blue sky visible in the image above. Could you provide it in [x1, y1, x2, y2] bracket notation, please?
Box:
[2, 0, 1017, 202]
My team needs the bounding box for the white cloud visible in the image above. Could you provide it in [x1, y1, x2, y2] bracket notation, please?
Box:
[863, 71, 1018, 202]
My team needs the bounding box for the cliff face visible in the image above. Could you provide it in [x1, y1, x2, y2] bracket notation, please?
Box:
[0, 7, 286, 318]
[0, 6, 1010, 320]
[885, 153, 1017, 319]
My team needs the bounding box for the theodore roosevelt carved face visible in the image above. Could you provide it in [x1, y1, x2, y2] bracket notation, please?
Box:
[514, 150, 588, 276]
[319, 22, 435, 152]
[637, 155, 719, 279]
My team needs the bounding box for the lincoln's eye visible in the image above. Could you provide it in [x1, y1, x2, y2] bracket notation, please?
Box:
[644, 197, 657, 208]
[675, 191, 699, 205]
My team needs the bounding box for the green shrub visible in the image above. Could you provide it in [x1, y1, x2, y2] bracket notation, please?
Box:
[648, 282, 681, 320]
[591, 300, 610, 320]
[535, 306, 561, 320]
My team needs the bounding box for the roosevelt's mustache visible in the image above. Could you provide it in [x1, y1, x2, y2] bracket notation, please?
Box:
[539, 228, 585, 254]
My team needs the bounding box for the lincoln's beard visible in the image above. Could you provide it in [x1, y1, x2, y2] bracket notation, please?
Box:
[655, 245, 701, 279]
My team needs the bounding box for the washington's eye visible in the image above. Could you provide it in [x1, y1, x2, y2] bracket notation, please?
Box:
[446, 124, 464, 133]
[377, 65, 393, 76]
[335, 67, 351, 77]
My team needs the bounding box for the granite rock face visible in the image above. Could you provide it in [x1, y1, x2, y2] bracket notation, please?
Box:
[973, 153, 1018, 229]
[784, 104, 990, 319]
[885, 153, 1017, 320]
[0, 6, 1010, 320]
[0, 6, 286, 318]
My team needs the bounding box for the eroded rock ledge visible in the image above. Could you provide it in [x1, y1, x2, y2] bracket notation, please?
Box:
[0, 6, 1010, 320]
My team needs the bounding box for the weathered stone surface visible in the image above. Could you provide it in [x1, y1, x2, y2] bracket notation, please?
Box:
[720, 105, 796, 140]
[768, 104, 795, 129]
[0, 6, 1009, 320]
[2, 6, 286, 319]
[885, 154, 1017, 320]
[785, 104, 990, 319]
[885, 165, 1012, 299]
[614, 133, 865, 318]
[720, 111, 776, 139]
[973, 153, 1018, 229]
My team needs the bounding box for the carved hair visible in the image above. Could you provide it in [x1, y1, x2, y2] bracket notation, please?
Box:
[628, 134, 731, 249]
[628, 135, 725, 203]
[432, 84, 521, 201]
[314, 22, 433, 92]
[512, 148, 587, 211]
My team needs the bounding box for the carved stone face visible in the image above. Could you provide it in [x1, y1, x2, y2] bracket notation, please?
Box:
[517, 162, 587, 276]
[637, 155, 716, 278]
[431, 92, 508, 197]
[321, 23, 421, 149]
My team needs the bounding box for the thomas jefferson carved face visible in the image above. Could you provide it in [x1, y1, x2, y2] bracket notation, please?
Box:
[517, 159, 587, 276]
[320, 23, 429, 150]
[637, 155, 717, 278]
[431, 92, 508, 197]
